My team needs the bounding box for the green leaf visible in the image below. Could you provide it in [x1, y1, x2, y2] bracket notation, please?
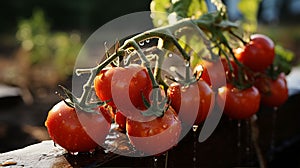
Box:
[171, 0, 192, 19]
[150, 0, 209, 27]
[266, 45, 294, 79]
[274, 45, 294, 75]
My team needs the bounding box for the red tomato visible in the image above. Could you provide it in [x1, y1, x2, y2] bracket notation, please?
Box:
[126, 107, 181, 155]
[45, 101, 111, 152]
[193, 58, 226, 90]
[235, 34, 275, 72]
[220, 57, 238, 81]
[97, 105, 114, 123]
[254, 73, 288, 107]
[94, 64, 153, 118]
[167, 80, 215, 125]
[217, 84, 261, 119]
[115, 111, 127, 131]
[94, 68, 115, 108]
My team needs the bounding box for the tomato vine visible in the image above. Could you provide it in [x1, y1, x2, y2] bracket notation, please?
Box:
[46, 0, 295, 159]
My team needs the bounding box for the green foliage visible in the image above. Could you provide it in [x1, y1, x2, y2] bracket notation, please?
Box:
[171, 0, 192, 19]
[16, 9, 82, 78]
[150, 0, 171, 27]
[187, 0, 207, 19]
[270, 45, 294, 78]
[150, 0, 261, 33]
[265, 44, 294, 79]
[238, 0, 261, 33]
[150, 0, 207, 27]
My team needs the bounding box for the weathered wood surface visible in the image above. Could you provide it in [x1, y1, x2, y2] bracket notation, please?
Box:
[0, 140, 120, 168]
[0, 140, 69, 168]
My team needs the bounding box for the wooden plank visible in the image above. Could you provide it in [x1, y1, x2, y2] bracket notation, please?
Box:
[0, 141, 70, 168]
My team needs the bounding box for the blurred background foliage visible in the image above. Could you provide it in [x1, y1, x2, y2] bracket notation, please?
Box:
[0, 0, 153, 102]
[0, 0, 299, 100]
[0, 0, 299, 154]
[16, 9, 82, 79]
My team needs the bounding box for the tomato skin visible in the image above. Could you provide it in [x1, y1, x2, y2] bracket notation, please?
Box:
[167, 80, 215, 125]
[220, 58, 238, 81]
[194, 59, 226, 90]
[45, 101, 111, 152]
[94, 68, 115, 108]
[126, 107, 181, 155]
[217, 84, 261, 119]
[94, 64, 153, 114]
[235, 34, 275, 72]
[255, 73, 288, 107]
[115, 111, 127, 131]
[97, 105, 114, 123]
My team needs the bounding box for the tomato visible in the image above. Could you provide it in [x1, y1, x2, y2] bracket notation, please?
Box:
[193, 58, 226, 90]
[115, 111, 127, 131]
[126, 107, 181, 155]
[94, 68, 115, 108]
[94, 64, 153, 118]
[98, 105, 114, 123]
[217, 84, 261, 119]
[254, 73, 288, 107]
[167, 80, 215, 125]
[235, 34, 275, 72]
[220, 57, 238, 81]
[45, 101, 111, 153]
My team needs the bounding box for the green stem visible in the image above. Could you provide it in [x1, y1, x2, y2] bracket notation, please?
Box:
[185, 61, 192, 84]
[79, 51, 122, 107]
[129, 39, 168, 117]
[229, 30, 247, 45]
[192, 20, 217, 60]
[128, 40, 159, 89]
[154, 50, 168, 89]
[167, 30, 190, 61]
[75, 14, 240, 109]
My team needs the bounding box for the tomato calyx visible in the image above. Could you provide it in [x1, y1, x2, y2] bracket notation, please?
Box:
[168, 61, 199, 88]
[141, 86, 170, 117]
[57, 85, 106, 114]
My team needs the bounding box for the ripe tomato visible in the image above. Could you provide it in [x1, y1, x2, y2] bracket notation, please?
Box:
[94, 64, 153, 118]
[97, 105, 114, 123]
[167, 80, 215, 125]
[193, 58, 226, 90]
[217, 84, 261, 119]
[94, 68, 115, 108]
[45, 101, 111, 153]
[254, 73, 288, 107]
[235, 34, 275, 72]
[126, 107, 181, 155]
[115, 111, 127, 131]
[220, 57, 238, 81]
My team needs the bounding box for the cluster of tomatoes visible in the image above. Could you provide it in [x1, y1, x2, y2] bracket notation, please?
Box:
[196, 34, 288, 120]
[44, 33, 289, 156]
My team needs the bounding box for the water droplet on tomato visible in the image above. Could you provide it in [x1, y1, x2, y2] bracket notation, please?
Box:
[69, 152, 79, 155]
[169, 66, 176, 72]
[89, 149, 96, 154]
[192, 125, 198, 132]
[139, 41, 145, 46]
